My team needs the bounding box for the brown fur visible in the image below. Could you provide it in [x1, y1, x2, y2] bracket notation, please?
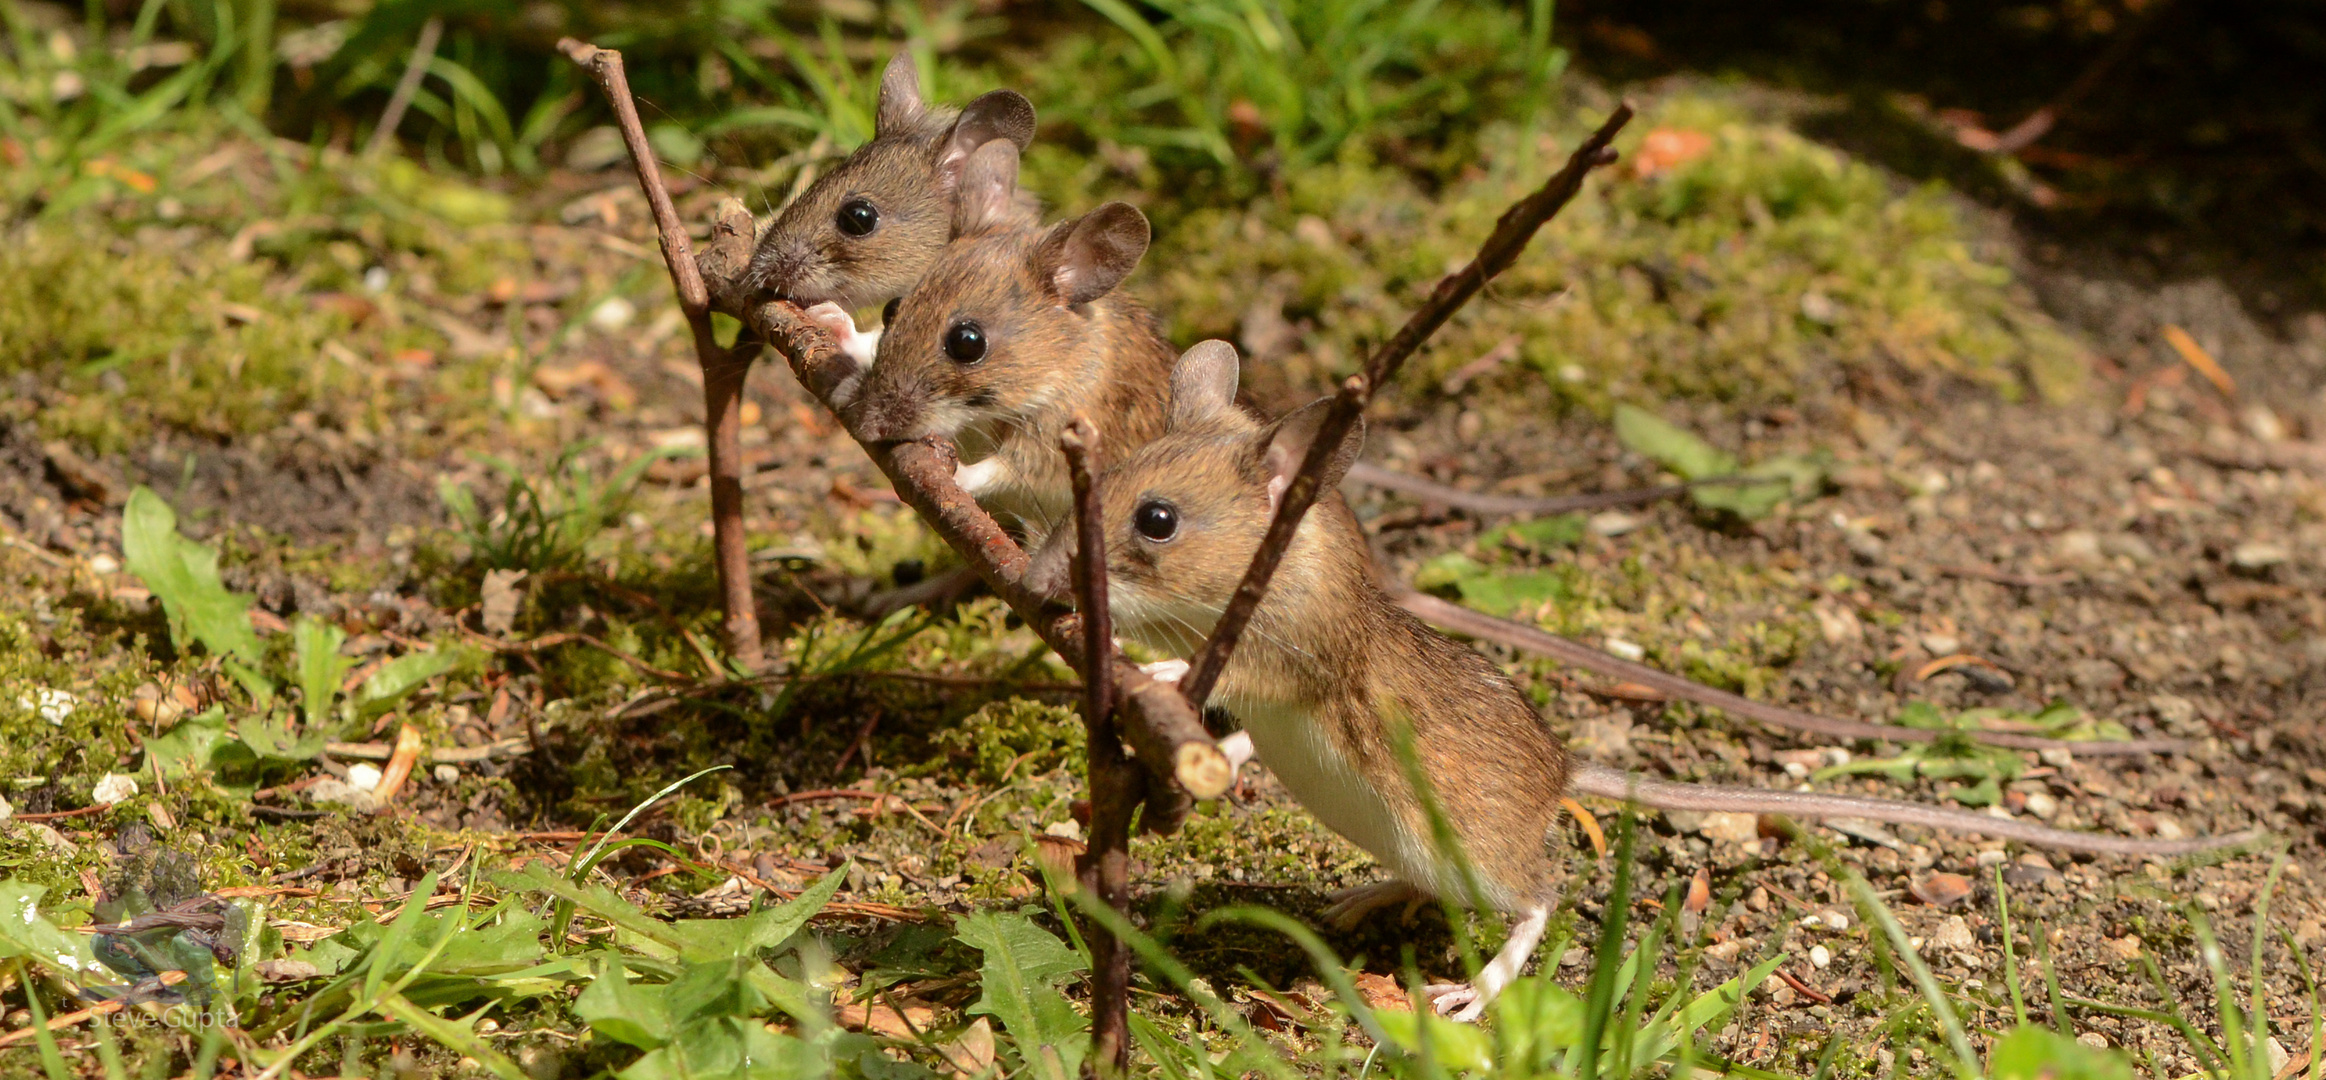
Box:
[744, 51, 1037, 312]
[846, 161, 1173, 528]
[1026, 344, 1571, 911]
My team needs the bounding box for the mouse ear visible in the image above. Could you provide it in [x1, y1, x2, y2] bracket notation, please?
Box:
[1169, 340, 1241, 429]
[952, 140, 1022, 236]
[1033, 203, 1149, 306]
[875, 51, 926, 137]
[935, 90, 1036, 190]
[1259, 398, 1365, 514]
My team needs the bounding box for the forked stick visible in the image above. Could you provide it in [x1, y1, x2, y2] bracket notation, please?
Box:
[1179, 103, 1636, 706]
[561, 39, 763, 672]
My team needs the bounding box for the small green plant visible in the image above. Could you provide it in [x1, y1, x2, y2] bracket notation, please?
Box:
[438, 442, 687, 573]
[122, 486, 463, 770]
[1613, 405, 1829, 521]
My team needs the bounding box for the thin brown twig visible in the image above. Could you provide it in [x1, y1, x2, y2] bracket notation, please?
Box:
[1062, 418, 1135, 1076]
[560, 39, 763, 670]
[1181, 103, 1636, 706]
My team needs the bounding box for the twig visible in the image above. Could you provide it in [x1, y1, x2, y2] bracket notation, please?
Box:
[560, 39, 764, 670]
[11, 804, 109, 822]
[1392, 587, 2187, 757]
[1062, 418, 1136, 1076]
[1935, 564, 2078, 589]
[718, 263, 1227, 801]
[362, 16, 443, 159]
[1971, 0, 2175, 155]
[370, 723, 425, 807]
[1181, 103, 1636, 706]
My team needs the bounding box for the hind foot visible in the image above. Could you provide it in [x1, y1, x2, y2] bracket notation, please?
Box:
[1320, 879, 1429, 932]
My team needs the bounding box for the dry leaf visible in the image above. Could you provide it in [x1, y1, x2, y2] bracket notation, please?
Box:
[480, 569, 527, 635]
[1353, 971, 1410, 1013]
[834, 1000, 935, 1041]
[944, 1017, 996, 1079]
[1910, 872, 1975, 908]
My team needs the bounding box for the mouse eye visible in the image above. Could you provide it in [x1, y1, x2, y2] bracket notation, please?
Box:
[881, 297, 902, 327]
[944, 320, 987, 363]
[836, 198, 879, 237]
[1132, 500, 1178, 543]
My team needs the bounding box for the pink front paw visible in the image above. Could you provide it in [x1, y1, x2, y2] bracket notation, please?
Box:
[802, 301, 866, 354]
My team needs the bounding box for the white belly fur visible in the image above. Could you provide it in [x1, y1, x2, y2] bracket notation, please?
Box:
[1227, 697, 1438, 891]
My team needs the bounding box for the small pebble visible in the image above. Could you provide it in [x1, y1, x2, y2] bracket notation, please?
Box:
[347, 763, 383, 792]
[1809, 944, 1832, 968]
[1604, 637, 1645, 662]
[1588, 510, 1641, 537]
[88, 553, 119, 575]
[2230, 542, 2289, 570]
[2022, 790, 2059, 819]
[91, 773, 139, 806]
[590, 295, 637, 332]
[1931, 916, 1977, 952]
[432, 764, 461, 785]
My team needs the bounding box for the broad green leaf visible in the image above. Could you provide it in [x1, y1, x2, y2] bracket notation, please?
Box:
[0, 881, 95, 977]
[1989, 1026, 2136, 1080]
[669, 867, 845, 964]
[357, 647, 465, 718]
[1613, 405, 1734, 480]
[955, 911, 1088, 1080]
[293, 616, 355, 728]
[576, 957, 675, 1050]
[1373, 1009, 1495, 1073]
[121, 486, 265, 673]
[492, 866, 682, 959]
[239, 703, 326, 761]
[665, 957, 771, 1025]
[619, 1016, 814, 1080]
[375, 994, 531, 1080]
[145, 708, 235, 779]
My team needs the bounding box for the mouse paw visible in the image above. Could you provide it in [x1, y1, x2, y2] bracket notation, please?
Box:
[802, 302, 879, 368]
[1137, 659, 1189, 684]
[1424, 982, 1486, 1023]
[1320, 879, 1427, 932]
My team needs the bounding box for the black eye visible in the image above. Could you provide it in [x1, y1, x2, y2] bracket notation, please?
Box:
[837, 198, 878, 237]
[1132, 500, 1178, 543]
[881, 297, 902, 327]
[944, 320, 987, 363]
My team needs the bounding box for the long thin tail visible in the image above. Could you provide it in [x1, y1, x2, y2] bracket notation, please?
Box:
[1568, 763, 2258, 857]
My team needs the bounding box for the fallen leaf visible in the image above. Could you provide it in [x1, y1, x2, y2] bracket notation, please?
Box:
[1353, 971, 1410, 1013]
[943, 1017, 996, 1079]
[834, 1000, 935, 1041]
[1684, 867, 1712, 915]
[1911, 872, 1975, 908]
[531, 361, 636, 410]
[255, 959, 321, 983]
[1632, 128, 1712, 178]
[479, 569, 527, 635]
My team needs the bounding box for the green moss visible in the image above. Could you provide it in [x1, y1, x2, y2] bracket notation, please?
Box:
[927, 699, 1087, 787]
[1133, 91, 2083, 411]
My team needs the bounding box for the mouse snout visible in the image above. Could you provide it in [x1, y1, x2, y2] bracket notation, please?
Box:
[1021, 527, 1079, 604]
[843, 382, 924, 443]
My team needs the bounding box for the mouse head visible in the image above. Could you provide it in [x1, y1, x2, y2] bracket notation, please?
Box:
[847, 147, 1150, 449]
[1024, 341, 1365, 656]
[745, 51, 1036, 311]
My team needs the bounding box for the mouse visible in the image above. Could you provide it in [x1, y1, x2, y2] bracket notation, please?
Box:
[842, 136, 1176, 531]
[743, 50, 1038, 367]
[1023, 340, 2256, 1022]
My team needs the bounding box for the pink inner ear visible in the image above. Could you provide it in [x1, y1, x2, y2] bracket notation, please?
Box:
[1266, 472, 1289, 513]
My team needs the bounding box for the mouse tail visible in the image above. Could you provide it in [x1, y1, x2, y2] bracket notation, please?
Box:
[1566, 762, 2259, 857]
